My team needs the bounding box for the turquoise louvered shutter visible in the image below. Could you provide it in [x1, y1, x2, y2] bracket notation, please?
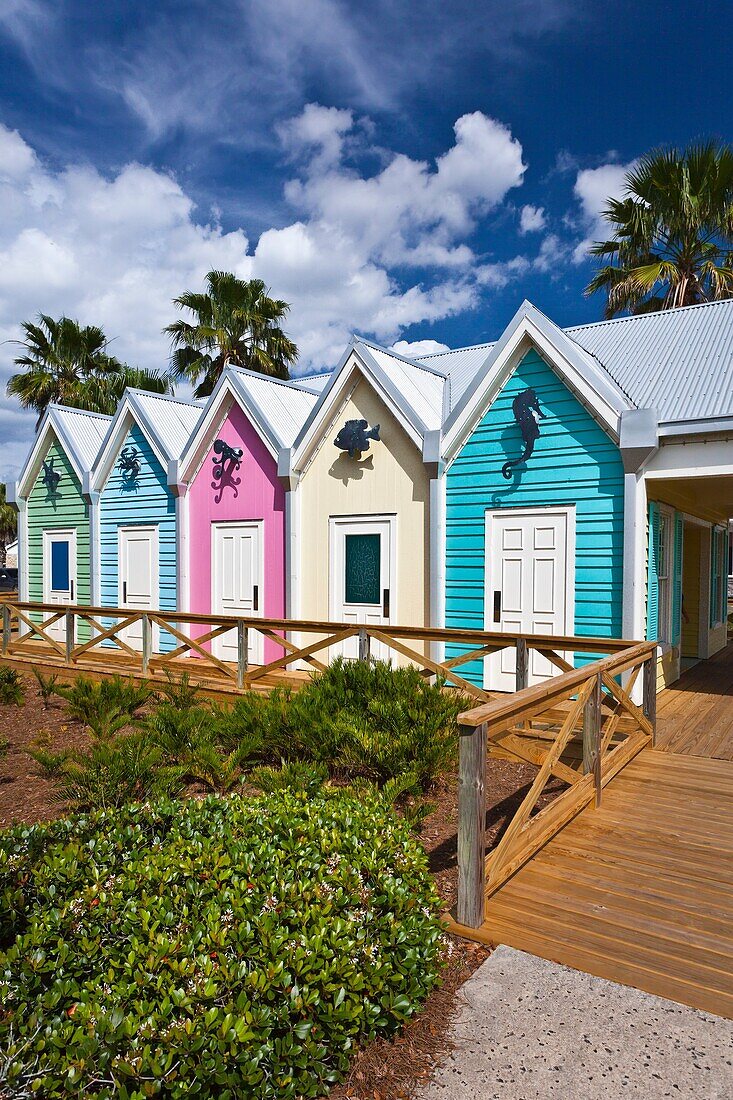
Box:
[671, 511, 684, 645]
[710, 526, 719, 628]
[647, 501, 660, 641]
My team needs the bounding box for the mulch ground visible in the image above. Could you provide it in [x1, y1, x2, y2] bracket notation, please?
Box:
[0, 672, 555, 1099]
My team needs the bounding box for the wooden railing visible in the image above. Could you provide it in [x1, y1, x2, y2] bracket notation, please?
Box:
[455, 639, 657, 929]
[0, 601, 639, 699]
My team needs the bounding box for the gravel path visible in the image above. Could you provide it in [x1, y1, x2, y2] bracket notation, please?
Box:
[416, 946, 733, 1099]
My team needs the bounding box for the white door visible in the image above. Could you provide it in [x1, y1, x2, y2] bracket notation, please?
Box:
[330, 516, 394, 659]
[119, 526, 158, 652]
[43, 529, 77, 642]
[212, 522, 264, 665]
[485, 508, 574, 691]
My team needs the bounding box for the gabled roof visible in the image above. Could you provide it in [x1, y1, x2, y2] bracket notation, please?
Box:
[291, 371, 332, 394]
[441, 301, 634, 459]
[417, 298, 733, 430]
[16, 404, 112, 498]
[180, 367, 320, 479]
[288, 337, 447, 475]
[92, 389, 203, 493]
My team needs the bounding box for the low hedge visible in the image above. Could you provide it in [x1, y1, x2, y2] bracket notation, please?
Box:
[0, 791, 443, 1098]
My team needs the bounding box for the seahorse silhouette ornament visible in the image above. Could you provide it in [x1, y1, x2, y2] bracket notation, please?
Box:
[502, 388, 546, 479]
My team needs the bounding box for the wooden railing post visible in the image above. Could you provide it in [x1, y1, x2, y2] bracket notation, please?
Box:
[65, 610, 74, 665]
[583, 671, 602, 806]
[237, 621, 248, 689]
[643, 652, 657, 746]
[358, 627, 370, 662]
[2, 604, 10, 655]
[141, 614, 151, 675]
[457, 720, 487, 929]
[515, 637, 528, 692]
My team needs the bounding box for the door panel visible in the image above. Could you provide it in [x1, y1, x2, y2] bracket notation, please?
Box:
[43, 529, 76, 642]
[485, 509, 573, 692]
[119, 526, 158, 652]
[330, 517, 393, 659]
[212, 522, 263, 665]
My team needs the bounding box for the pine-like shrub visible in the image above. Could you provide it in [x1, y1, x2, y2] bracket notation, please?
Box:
[0, 666, 23, 706]
[0, 790, 443, 1099]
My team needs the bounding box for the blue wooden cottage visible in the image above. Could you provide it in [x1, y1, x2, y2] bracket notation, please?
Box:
[90, 390, 202, 653]
[407, 299, 733, 693]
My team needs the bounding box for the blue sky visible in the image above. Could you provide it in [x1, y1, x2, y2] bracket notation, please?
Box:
[0, 0, 730, 475]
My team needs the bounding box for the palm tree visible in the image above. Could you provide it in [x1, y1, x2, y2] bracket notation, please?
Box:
[165, 271, 298, 398]
[585, 142, 733, 317]
[7, 315, 171, 423]
[0, 484, 17, 569]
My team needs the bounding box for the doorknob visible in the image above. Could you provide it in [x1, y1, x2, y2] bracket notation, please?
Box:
[493, 590, 502, 623]
[383, 588, 390, 618]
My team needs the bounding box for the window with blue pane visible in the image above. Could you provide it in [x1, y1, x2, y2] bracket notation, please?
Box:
[345, 533, 381, 604]
[50, 540, 70, 592]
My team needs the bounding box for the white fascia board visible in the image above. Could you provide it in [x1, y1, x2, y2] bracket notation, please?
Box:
[227, 374, 283, 458]
[290, 348, 426, 473]
[644, 436, 733, 479]
[442, 304, 632, 462]
[354, 342, 430, 441]
[16, 411, 85, 498]
[91, 398, 169, 493]
[659, 416, 733, 438]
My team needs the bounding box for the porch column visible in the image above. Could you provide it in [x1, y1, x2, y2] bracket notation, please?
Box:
[622, 471, 648, 703]
[429, 474, 446, 666]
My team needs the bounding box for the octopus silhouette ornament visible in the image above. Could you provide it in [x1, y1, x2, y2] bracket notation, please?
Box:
[502, 387, 546, 479]
[211, 439, 244, 503]
[334, 419, 381, 458]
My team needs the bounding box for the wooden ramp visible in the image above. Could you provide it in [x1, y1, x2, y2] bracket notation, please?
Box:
[450, 651, 733, 1018]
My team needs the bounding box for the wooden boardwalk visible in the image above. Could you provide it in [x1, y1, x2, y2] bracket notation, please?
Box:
[450, 648, 733, 1018]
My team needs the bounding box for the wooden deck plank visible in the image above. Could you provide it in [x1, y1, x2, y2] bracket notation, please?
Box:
[453, 742, 733, 1018]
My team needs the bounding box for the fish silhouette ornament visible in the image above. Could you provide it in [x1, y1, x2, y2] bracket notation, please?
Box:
[502, 388, 546, 479]
[41, 457, 61, 493]
[333, 419, 381, 458]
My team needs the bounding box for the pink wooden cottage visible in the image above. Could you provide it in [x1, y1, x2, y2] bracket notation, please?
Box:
[177, 367, 319, 664]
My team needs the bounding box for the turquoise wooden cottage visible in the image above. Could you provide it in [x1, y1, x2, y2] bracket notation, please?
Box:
[10, 405, 111, 642]
[410, 299, 733, 692]
[89, 390, 202, 653]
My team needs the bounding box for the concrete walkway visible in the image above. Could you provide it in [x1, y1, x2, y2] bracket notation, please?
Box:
[417, 946, 733, 1099]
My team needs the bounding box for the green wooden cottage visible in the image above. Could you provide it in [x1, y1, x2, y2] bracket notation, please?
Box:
[11, 405, 111, 642]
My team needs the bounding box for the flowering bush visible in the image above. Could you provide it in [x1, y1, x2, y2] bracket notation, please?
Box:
[0, 790, 443, 1098]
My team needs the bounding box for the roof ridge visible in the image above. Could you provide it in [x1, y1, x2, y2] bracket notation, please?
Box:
[48, 404, 113, 420]
[128, 388, 202, 408]
[414, 339, 495, 360]
[566, 298, 733, 333]
[355, 335, 449, 380]
[228, 365, 321, 396]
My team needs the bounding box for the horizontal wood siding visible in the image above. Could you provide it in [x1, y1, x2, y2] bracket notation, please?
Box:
[446, 348, 625, 684]
[99, 423, 176, 652]
[27, 436, 91, 640]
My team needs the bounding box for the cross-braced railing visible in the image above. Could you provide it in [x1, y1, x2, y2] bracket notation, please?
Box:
[455, 639, 657, 929]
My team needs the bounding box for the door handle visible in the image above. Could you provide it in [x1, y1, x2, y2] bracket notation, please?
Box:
[252, 585, 259, 612]
[70, 580, 74, 603]
[383, 588, 390, 618]
[123, 581, 127, 604]
[493, 590, 502, 623]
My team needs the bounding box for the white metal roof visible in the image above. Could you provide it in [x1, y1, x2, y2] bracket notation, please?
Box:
[413, 342, 495, 411]
[227, 368, 320, 448]
[128, 390, 203, 462]
[355, 339, 447, 431]
[566, 300, 733, 424]
[415, 299, 733, 426]
[50, 405, 113, 470]
[291, 371, 332, 394]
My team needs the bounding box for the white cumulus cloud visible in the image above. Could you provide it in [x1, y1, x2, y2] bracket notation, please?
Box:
[573, 160, 634, 262]
[519, 204, 546, 234]
[0, 110, 530, 479]
[390, 339, 450, 358]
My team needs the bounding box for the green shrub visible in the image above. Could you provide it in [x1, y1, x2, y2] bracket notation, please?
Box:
[32, 667, 59, 710]
[156, 669, 202, 710]
[249, 760, 330, 796]
[146, 703, 264, 792]
[0, 666, 23, 706]
[56, 675, 153, 739]
[54, 732, 184, 810]
[27, 730, 70, 778]
[0, 790, 443, 1098]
